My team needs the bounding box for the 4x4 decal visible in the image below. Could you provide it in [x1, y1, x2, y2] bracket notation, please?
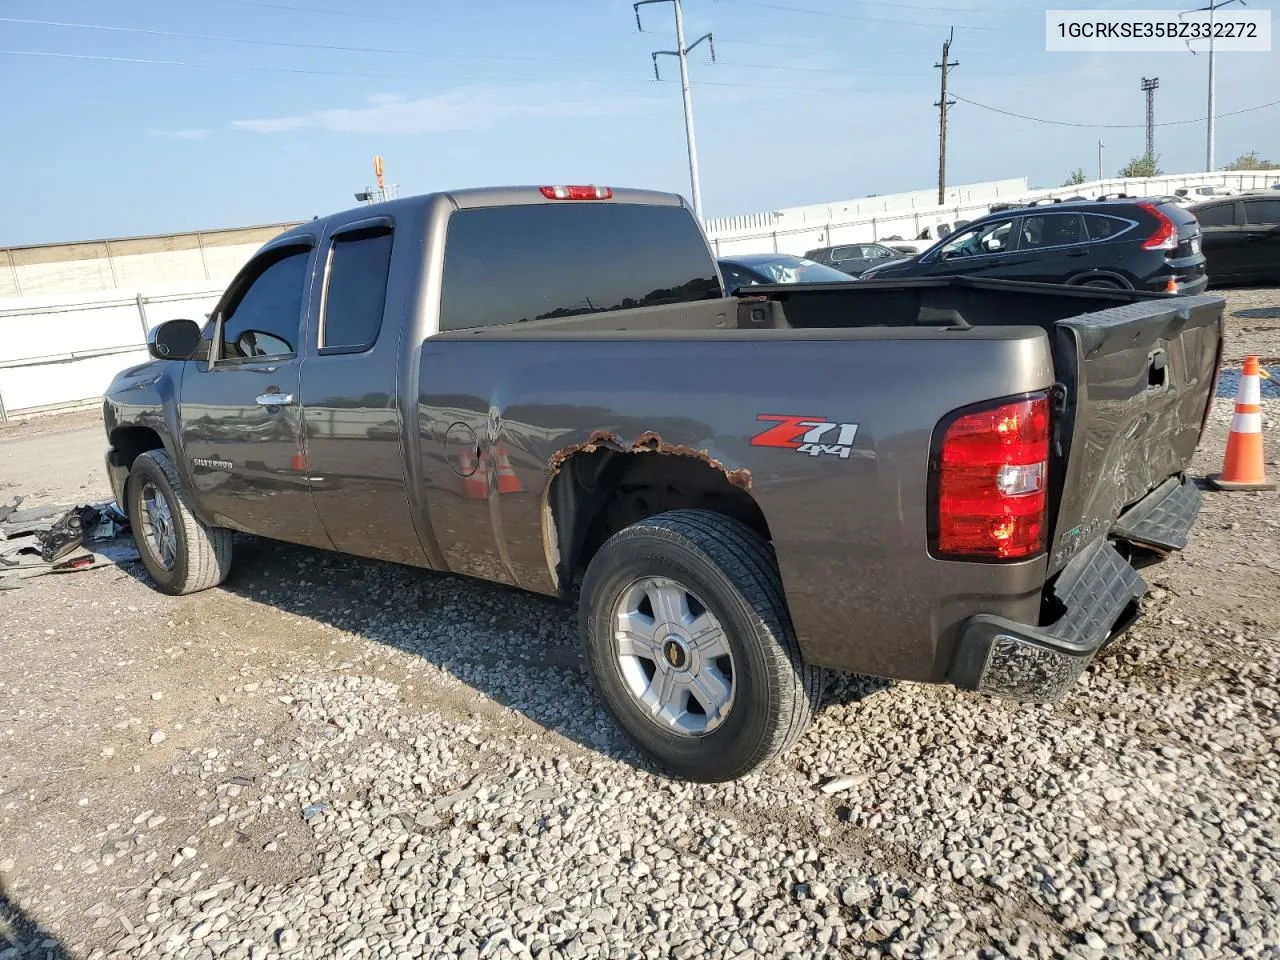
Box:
[751, 414, 860, 459]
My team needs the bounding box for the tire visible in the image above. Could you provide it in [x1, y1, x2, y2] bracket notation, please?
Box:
[127, 450, 233, 596]
[579, 509, 823, 782]
[1080, 278, 1124, 290]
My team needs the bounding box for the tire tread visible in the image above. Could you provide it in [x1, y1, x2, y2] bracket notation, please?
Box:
[582, 508, 823, 780]
[132, 450, 233, 595]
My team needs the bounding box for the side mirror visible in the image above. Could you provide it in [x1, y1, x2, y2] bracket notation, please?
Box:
[148, 319, 203, 361]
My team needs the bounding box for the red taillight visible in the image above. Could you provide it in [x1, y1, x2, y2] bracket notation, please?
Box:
[1140, 202, 1177, 251]
[539, 185, 613, 200]
[932, 395, 1050, 561]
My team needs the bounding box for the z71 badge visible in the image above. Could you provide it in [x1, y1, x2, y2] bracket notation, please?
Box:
[751, 415, 860, 459]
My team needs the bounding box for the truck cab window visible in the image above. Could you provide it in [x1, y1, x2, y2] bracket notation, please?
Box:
[321, 226, 394, 352]
[217, 247, 310, 362]
[440, 203, 721, 331]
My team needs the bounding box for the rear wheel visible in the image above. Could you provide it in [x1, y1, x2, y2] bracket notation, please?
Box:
[579, 509, 823, 782]
[127, 450, 234, 596]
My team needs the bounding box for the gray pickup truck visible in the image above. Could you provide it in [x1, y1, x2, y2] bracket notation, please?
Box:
[103, 185, 1224, 782]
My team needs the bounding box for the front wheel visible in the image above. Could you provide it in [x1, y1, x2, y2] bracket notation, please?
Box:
[127, 450, 234, 596]
[579, 510, 823, 782]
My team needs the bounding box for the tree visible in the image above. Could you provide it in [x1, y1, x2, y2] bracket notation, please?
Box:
[1224, 151, 1278, 171]
[1062, 168, 1087, 186]
[1118, 154, 1163, 178]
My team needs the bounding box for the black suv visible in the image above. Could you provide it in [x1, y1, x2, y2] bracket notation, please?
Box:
[859, 199, 1207, 294]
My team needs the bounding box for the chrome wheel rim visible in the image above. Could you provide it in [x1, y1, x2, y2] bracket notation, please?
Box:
[612, 577, 735, 737]
[138, 481, 177, 571]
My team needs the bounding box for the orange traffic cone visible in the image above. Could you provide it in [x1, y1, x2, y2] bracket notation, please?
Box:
[291, 436, 306, 473]
[1209, 356, 1275, 491]
[1165, 277, 1178, 294]
[458, 446, 488, 499]
[493, 444, 523, 495]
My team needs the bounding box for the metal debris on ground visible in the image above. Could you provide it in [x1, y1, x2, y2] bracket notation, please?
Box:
[0, 499, 139, 590]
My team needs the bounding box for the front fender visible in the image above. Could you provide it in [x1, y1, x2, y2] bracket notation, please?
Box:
[103, 360, 210, 523]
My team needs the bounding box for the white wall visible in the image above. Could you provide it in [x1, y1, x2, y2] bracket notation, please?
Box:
[0, 286, 221, 418]
[705, 171, 1279, 257]
[0, 224, 299, 298]
[703, 177, 1030, 234]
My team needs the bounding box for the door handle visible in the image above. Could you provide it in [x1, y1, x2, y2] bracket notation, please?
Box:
[256, 393, 294, 407]
[1066, 249, 1089, 257]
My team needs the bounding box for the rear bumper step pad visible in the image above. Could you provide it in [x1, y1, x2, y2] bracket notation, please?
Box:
[1110, 474, 1202, 553]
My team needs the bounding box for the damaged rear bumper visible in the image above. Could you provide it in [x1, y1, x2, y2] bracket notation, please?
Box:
[949, 475, 1201, 703]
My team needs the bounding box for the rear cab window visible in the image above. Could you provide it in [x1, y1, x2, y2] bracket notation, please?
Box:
[440, 203, 720, 331]
[320, 223, 394, 353]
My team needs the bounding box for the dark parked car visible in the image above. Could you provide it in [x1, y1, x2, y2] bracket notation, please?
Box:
[1190, 192, 1280, 285]
[717, 254, 852, 292]
[859, 199, 1207, 294]
[802, 242, 909, 277]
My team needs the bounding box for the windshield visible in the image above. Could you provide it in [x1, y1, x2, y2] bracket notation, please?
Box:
[735, 256, 851, 285]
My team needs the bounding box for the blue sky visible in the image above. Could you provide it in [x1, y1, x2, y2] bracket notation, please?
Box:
[1, 0, 1277, 245]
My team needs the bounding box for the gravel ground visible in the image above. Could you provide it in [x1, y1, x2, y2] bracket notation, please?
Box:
[1, 288, 1278, 960]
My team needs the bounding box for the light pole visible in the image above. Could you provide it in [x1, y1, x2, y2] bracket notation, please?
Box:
[1182, 0, 1246, 172]
[1098, 140, 1105, 182]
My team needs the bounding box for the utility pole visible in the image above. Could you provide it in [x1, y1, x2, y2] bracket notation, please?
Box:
[1141, 77, 1159, 161]
[1098, 140, 1105, 182]
[636, 0, 715, 221]
[1182, 0, 1245, 172]
[934, 28, 957, 207]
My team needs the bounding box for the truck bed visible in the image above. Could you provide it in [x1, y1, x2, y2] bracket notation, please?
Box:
[423, 277, 1223, 679]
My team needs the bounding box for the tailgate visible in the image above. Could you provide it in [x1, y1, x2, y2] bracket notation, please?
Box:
[1048, 293, 1224, 573]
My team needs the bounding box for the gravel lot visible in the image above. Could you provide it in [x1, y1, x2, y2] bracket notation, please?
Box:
[1, 288, 1278, 960]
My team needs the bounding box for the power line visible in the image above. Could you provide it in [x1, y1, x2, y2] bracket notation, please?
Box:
[0, 48, 433, 78]
[952, 92, 1280, 128]
[715, 35, 1007, 56]
[712, 0, 1031, 32]
[714, 0, 1001, 15]
[0, 16, 614, 66]
[0, 48, 906, 95]
[214, 0, 507, 28]
[715, 57, 1048, 78]
[1, 16, 955, 86]
[714, 58, 919, 76]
